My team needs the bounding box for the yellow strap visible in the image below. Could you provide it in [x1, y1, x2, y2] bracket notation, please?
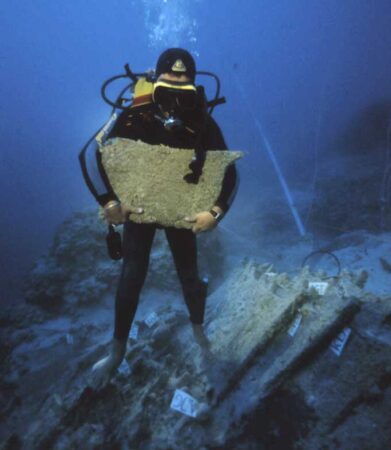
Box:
[134, 77, 154, 97]
[152, 80, 197, 92]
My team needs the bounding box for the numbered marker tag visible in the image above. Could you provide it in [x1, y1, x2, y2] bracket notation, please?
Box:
[117, 360, 132, 376]
[288, 314, 302, 337]
[65, 333, 74, 345]
[145, 312, 159, 328]
[129, 324, 139, 340]
[170, 389, 199, 418]
[309, 281, 329, 295]
[330, 327, 351, 357]
[265, 272, 277, 278]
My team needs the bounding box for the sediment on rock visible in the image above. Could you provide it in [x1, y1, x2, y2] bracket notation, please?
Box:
[2, 251, 390, 449]
[100, 138, 243, 228]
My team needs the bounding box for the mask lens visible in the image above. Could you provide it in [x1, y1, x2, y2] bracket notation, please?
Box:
[154, 85, 197, 111]
[176, 90, 197, 109]
[154, 87, 175, 110]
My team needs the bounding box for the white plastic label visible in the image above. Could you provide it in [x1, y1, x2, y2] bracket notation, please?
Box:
[265, 272, 277, 277]
[170, 389, 199, 418]
[330, 327, 351, 356]
[309, 281, 329, 295]
[288, 314, 302, 337]
[145, 312, 159, 328]
[129, 324, 139, 340]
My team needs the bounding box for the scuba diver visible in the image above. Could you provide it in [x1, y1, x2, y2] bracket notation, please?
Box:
[79, 48, 239, 389]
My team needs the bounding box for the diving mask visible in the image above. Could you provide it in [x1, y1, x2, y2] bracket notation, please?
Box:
[152, 80, 198, 114]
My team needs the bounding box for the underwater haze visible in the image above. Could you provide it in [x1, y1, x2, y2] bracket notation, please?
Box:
[1, 0, 391, 298]
[2, 1, 391, 449]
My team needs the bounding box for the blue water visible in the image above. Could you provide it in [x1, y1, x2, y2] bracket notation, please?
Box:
[1, 0, 391, 301]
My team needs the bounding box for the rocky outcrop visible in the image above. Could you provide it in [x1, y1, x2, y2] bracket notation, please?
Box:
[24, 211, 224, 312]
[2, 232, 390, 449]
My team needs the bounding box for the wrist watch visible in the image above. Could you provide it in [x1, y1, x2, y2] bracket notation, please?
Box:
[209, 209, 223, 222]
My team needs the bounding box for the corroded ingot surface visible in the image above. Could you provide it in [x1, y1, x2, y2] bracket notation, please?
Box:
[100, 138, 243, 228]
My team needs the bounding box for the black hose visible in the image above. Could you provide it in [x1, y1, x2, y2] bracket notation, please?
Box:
[196, 70, 221, 115]
[182, 70, 224, 183]
[301, 250, 341, 279]
[111, 81, 134, 114]
[101, 74, 129, 109]
[101, 72, 150, 110]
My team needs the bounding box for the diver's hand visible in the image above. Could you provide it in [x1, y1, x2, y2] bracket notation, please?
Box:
[184, 211, 217, 234]
[104, 201, 143, 225]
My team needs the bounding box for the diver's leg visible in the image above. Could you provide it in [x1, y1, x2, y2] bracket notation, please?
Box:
[114, 221, 156, 340]
[91, 221, 156, 389]
[164, 227, 208, 325]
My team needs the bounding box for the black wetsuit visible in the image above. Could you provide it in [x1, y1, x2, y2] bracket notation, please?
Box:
[79, 104, 239, 339]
